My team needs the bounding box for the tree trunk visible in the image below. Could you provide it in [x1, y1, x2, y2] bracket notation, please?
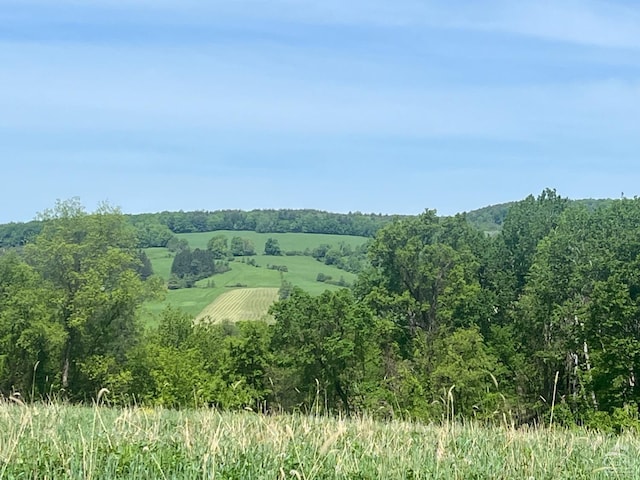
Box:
[62, 352, 70, 389]
[334, 378, 350, 415]
[62, 336, 72, 389]
[583, 340, 598, 409]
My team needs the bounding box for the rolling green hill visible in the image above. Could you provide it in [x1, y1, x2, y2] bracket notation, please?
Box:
[0, 199, 619, 248]
[175, 230, 368, 252]
[195, 287, 279, 323]
[142, 230, 367, 321]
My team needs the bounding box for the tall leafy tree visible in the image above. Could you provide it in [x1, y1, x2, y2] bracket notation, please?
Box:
[367, 210, 486, 337]
[230, 236, 256, 256]
[207, 235, 229, 259]
[429, 326, 506, 419]
[269, 288, 376, 414]
[517, 200, 640, 417]
[24, 199, 160, 395]
[135, 250, 154, 280]
[582, 201, 640, 412]
[264, 238, 282, 256]
[0, 253, 66, 397]
[499, 188, 569, 294]
[516, 205, 591, 410]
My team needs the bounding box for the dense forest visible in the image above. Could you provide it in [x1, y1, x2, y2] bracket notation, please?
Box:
[0, 201, 614, 250]
[0, 209, 407, 249]
[1, 190, 640, 431]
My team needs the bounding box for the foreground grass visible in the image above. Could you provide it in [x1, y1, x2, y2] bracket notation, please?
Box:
[1, 404, 639, 479]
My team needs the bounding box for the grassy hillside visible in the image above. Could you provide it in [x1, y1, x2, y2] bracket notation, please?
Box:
[142, 231, 365, 321]
[175, 230, 368, 252]
[196, 287, 279, 323]
[2, 403, 639, 479]
[144, 247, 174, 280]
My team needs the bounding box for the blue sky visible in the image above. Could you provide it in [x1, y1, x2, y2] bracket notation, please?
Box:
[1, 0, 640, 222]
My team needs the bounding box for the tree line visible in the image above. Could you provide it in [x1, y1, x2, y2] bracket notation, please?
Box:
[0, 209, 408, 250]
[2, 191, 640, 431]
[1, 201, 615, 250]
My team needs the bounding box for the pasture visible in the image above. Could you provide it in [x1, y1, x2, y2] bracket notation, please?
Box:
[176, 230, 368, 252]
[196, 287, 279, 323]
[144, 247, 174, 280]
[142, 231, 364, 323]
[2, 403, 639, 479]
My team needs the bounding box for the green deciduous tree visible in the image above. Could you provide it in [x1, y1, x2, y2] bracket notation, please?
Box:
[133, 221, 174, 248]
[430, 326, 506, 420]
[207, 235, 229, 259]
[230, 236, 256, 256]
[264, 238, 282, 256]
[269, 288, 377, 414]
[499, 188, 569, 294]
[517, 199, 640, 420]
[0, 253, 66, 397]
[367, 210, 487, 336]
[24, 199, 161, 396]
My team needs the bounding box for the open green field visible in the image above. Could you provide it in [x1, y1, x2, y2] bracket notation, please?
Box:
[196, 287, 279, 323]
[142, 231, 364, 322]
[2, 403, 639, 479]
[144, 247, 174, 280]
[176, 230, 368, 252]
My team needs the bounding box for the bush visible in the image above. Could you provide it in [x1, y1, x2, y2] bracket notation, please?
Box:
[325, 276, 350, 287]
[316, 273, 332, 283]
[267, 264, 288, 272]
[264, 238, 282, 256]
[167, 274, 195, 289]
[580, 403, 640, 433]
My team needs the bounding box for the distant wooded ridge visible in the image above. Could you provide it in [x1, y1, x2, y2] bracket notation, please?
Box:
[465, 197, 614, 233]
[0, 198, 615, 248]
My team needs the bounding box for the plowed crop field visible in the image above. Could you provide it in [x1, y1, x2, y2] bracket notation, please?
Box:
[196, 287, 279, 323]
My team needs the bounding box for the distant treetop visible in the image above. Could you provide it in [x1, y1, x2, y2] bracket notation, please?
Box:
[0, 199, 618, 249]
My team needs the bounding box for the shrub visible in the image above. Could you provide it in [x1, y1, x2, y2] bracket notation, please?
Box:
[316, 273, 332, 283]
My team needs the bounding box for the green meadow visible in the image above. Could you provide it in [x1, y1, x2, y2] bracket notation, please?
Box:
[195, 287, 279, 323]
[2, 403, 639, 479]
[176, 230, 368, 252]
[142, 231, 366, 322]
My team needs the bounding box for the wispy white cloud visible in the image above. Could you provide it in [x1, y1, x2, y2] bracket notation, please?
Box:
[295, 0, 640, 49]
[1, 40, 639, 142]
[462, 0, 640, 49]
[6, 0, 640, 50]
[1, 0, 639, 222]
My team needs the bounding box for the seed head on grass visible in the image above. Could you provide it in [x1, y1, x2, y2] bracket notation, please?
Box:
[8, 393, 25, 407]
[96, 388, 109, 405]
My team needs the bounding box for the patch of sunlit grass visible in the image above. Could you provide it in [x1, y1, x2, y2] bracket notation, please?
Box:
[1, 401, 639, 478]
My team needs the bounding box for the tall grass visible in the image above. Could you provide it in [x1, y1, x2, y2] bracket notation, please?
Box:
[1, 402, 639, 479]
